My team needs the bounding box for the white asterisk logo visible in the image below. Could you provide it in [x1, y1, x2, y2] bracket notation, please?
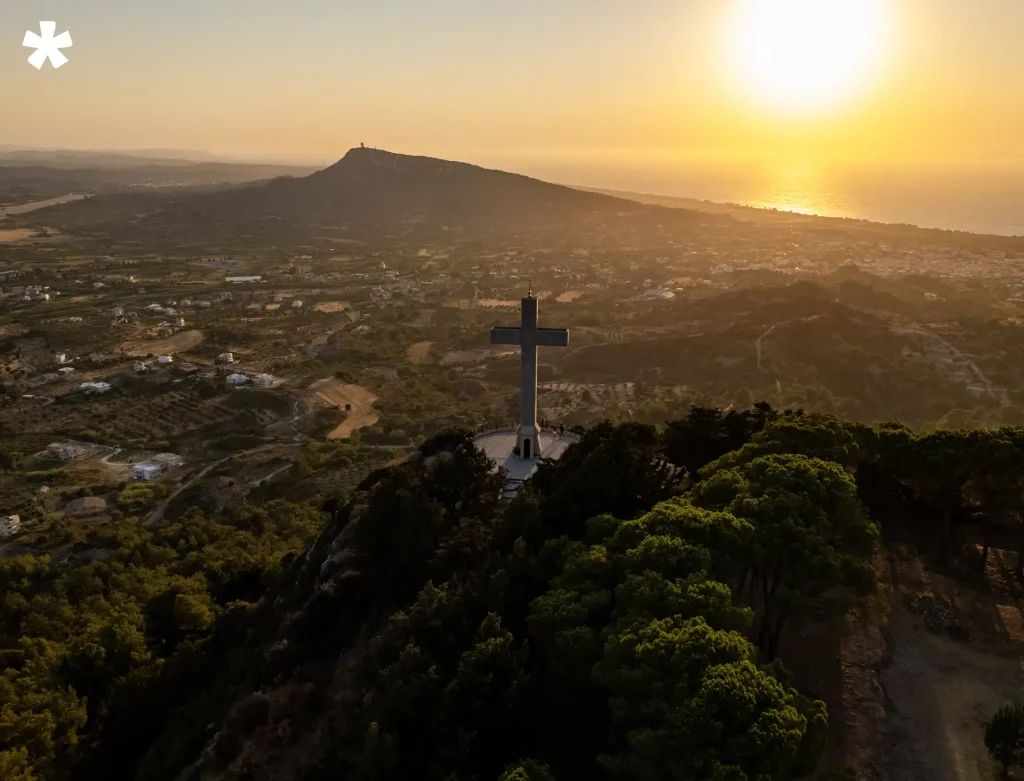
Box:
[23, 21, 73, 70]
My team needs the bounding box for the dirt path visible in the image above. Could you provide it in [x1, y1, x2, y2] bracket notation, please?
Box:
[755, 322, 784, 372]
[875, 553, 1024, 781]
[145, 443, 280, 526]
[308, 379, 379, 439]
[881, 607, 1022, 780]
[407, 341, 433, 364]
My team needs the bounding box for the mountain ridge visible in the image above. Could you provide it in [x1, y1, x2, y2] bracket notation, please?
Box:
[20, 147, 702, 236]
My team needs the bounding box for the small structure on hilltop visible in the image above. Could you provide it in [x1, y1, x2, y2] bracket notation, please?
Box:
[474, 289, 578, 496]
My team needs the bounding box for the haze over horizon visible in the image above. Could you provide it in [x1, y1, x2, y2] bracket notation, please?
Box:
[3, 0, 1023, 165]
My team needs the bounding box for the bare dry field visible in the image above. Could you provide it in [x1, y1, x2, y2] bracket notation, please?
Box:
[556, 290, 583, 302]
[120, 329, 204, 357]
[445, 299, 519, 310]
[0, 193, 88, 217]
[265, 303, 280, 311]
[0, 228, 35, 242]
[313, 301, 350, 313]
[407, 341, 433, 364]
[308, 378, 379, 439]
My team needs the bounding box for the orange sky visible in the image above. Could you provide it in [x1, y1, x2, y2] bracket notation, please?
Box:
[3, 0, 1022, 166]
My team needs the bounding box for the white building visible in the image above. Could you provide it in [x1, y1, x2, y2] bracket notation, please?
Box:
[226, 373, 249, 386]
[174, 317, 186, 328]
[111, 306, 125, 317]
[217, 352, 235, 364]
[132, 453, 184, 481]
[157, 355, 173, 364]
[54, 353, 69, 365]
[133, 462, 163, 481]
[0, 515, 21, 538]
[80, 381, 112, 394]
[292, 300, 303, 308]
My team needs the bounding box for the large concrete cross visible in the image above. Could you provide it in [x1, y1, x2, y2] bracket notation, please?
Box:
[491, 291, 569, 460]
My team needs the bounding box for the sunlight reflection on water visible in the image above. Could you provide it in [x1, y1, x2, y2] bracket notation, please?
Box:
[508, 155, 1024, 236]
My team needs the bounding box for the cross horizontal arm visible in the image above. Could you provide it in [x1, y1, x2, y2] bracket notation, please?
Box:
[491, 327, 521, 346]
[535, 328, 569, 347]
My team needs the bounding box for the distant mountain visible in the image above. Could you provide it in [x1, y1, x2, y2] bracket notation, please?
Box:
[153, 147, 654, 229]
[0, 161, 317, 203]
[0, 148, 229, 168]
[24, 147, 682, 237]
[12, 147, 736, 241]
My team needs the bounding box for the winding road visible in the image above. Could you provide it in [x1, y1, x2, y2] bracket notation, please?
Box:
[144, 443, 280, 526]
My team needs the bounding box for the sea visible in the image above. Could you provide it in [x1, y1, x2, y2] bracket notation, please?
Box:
[500, 155, 1024, 237]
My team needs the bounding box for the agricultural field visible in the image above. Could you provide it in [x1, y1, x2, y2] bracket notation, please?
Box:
[120, 329, 205, 357]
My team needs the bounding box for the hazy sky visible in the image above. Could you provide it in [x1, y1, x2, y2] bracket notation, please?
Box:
[2, 0, 1022, 167]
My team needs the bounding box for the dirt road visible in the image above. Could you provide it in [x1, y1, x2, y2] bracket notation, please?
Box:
[874, 553, 1024, 781]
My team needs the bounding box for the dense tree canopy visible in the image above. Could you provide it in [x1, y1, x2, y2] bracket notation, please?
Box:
[3, 408, 1022, 781]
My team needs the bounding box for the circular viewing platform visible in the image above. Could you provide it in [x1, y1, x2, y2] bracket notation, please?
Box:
[474, 428, 580, 485]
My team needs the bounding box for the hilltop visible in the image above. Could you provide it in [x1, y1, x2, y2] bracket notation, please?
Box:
[18, 148, 700, 237]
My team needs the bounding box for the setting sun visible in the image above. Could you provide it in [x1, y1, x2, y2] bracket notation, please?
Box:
[729, 0, 890, 115]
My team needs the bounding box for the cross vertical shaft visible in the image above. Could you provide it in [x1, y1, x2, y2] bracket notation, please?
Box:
[490, 292, 569, 460]
[520, 295, 539, 443]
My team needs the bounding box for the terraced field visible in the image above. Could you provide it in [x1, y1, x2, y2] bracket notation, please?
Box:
[9, 389, 237, 443]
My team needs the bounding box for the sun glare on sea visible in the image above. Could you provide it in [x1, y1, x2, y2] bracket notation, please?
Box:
[729, 0, 889, 115]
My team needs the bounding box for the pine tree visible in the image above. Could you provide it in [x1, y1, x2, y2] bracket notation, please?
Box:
[985, 702, 1024, 778]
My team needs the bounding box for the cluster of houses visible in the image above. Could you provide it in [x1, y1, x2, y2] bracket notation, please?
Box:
[0, 284, 56, 303]
[226, 371, 278, 388]
[46, 441, 97, 460]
